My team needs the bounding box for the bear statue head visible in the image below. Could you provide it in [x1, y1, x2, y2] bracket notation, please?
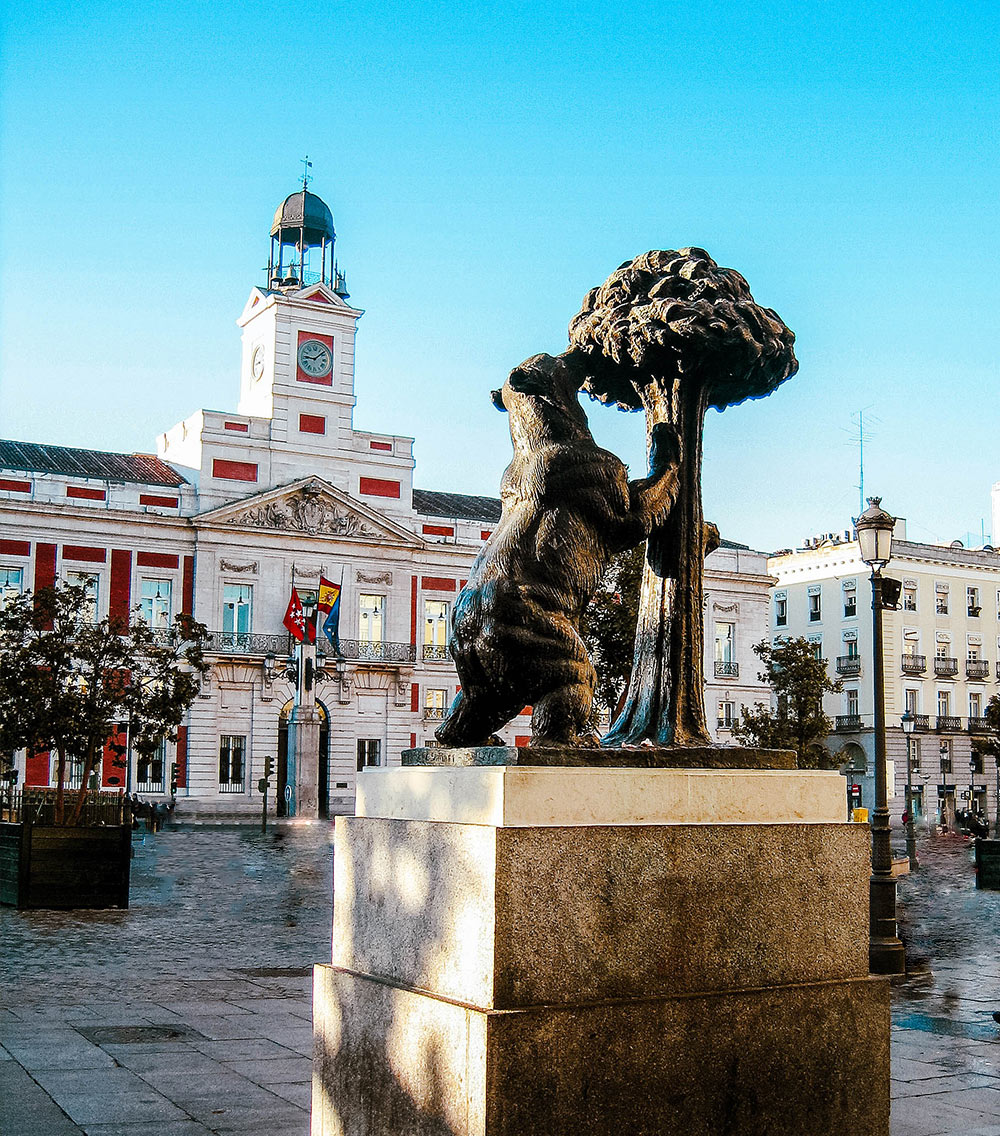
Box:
[493, 353, 591, 448]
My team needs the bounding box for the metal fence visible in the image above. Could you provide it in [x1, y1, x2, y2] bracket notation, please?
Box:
[2, 788, 132, 827]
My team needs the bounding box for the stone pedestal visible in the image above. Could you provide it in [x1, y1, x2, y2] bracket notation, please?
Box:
[288, 705, 321, 818]
[312, 766, 890, 1136]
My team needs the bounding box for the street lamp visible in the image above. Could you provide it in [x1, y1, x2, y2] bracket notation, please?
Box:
[855, 497, 906, 975]
[901, 711, 918, 870]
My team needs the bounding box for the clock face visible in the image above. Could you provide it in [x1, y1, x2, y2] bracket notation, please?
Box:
[298, 339, 333, 378]
[251, 344, 265, 380]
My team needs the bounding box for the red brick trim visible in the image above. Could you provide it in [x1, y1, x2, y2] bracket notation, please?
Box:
[515, 735, 531, 748]
[0, 478, 30, 492]
[25, 749, 50, 787]
[369, 440, 393, 451]
[109, 549, 132, 627]
[411, 682, 420, 712]
[224, 421, 249, 432]
[182, 556, 194, 616]
[296, 330, 335, 385]
[67, 486, 106, 501]
[422, 524, 454, 537]
[481, 530, 493, 540]
[359, 477, 400, 498]
[212, 459, 258, 482]
[410, 576, 418, 646]
[63, 545, 106, 563]
[299, 413, 326, 434]
[139, 494, 180, 508]
[421, 576, 456, 592]
[0, 539, 30, 557]
[410, 732, 417, 749]
[175, 725, 188, 789]
[136, 551, 180, 569]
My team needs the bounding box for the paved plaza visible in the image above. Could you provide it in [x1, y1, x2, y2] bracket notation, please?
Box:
[2, 819, 1000, 1134]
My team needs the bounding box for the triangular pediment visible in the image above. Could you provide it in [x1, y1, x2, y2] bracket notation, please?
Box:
[194, 476, 424, 547]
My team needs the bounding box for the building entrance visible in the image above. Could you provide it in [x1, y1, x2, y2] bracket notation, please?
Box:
[277, 700, 330, 818]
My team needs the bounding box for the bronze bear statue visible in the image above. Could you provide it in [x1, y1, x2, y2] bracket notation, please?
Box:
[435, 352, 680, 748]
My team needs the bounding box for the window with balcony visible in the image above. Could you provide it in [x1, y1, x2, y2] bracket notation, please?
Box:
[717, 700, 736, 729]
[219, 734, 246, 792]
[843, 586, 857, 618]
[424, 688, 447, 719]
[846, 689, 859, 717]
[222, 584, 252, 635]
[935, 587, 949, 615]
[140, 578, 172, 630]
[970, 692, 983, 719]
[423, 600, 449, 659]
[0, 566, 22, 608]
[359, 594, 385, 645]
[903, 585, 917, 612]
[968, 587, 981, 617]
[774, 596, 787, 627]
[808, 593, 822, 622]
[356, 739, 382, 770]
[938, 690, 951, 717]
[714, 622, 737, 676]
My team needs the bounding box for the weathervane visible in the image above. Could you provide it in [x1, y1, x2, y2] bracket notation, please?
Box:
[301, 155, 313, 191]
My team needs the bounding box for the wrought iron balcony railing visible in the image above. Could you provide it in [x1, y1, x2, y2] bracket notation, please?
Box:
[717, 718, 735, 730]
[323, 638, 418, 664]
[901, 654, 926, 674]
[835, 714, 863, 731]
[912, 714, 931, 731]
[836, 655, 862, 676]
[423, 706, 446, 720]
[967, 659, 990, 679]
[714, 660, 739, 678]
[936, 715, 962, 732]
[207, 632, 292, 656]
[969, 717, 991, 733]
[933, 657, 959, 677]
[422, 644, 449, 661]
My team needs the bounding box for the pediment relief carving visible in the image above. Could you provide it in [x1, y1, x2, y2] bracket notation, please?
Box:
[224, 486, 382, 539]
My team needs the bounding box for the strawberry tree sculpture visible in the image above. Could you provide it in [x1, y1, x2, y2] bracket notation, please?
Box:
[566, 248, 798, 746]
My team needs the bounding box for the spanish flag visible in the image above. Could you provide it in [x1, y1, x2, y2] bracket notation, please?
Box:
[318, 576, 342, 652]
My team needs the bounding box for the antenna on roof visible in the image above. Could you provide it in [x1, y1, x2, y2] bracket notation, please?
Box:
[843, 408, 878, 516]
[300, 155, 313, 191]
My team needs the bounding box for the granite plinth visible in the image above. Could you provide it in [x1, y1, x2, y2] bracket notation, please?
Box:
[312, 965, 890, 1136]
[402, 743, 795, 769]
[357, 765, 846, 826]
[333, 817, 870, 1007]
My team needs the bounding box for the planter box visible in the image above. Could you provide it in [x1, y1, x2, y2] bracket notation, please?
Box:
[0, 821, 131, 909]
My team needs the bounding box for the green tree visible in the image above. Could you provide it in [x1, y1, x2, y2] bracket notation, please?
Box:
[733, 637, 841, 768]
[0, 584, 208, 824]
[581, 544, 644, 718]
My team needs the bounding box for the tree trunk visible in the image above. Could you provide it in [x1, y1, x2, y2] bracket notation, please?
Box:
[603, 380, 712, 747]
[68, 741, 99, 826]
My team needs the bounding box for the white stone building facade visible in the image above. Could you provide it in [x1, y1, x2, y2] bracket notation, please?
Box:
[770, 523, 1000, 825]
[1, 187, 774, 815]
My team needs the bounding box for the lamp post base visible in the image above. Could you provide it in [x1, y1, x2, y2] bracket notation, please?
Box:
[869, 874, 906, 975]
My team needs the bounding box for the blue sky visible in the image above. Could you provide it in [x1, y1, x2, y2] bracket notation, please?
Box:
[1, 1, 997, 552]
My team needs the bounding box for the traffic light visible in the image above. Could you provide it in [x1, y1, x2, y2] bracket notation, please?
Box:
[264, 755, 274, 782]
[169, 762, 178, 795]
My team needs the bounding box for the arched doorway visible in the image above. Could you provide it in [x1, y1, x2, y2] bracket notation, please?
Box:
[277, 700, 330, 818]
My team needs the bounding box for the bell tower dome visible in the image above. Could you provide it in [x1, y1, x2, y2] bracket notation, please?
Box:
[267, 163, 348, 296]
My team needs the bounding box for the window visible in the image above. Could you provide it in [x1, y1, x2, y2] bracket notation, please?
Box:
[843, 586, 857, 618]
[970, 692, 983, 720]
[219, 735, 246, 792]
[424, 600, 449, 655]
[424, 688, 447, 719]
[903, 632, 919, 656]
[904, 689, 918, 716]
[66, 570, 100, 622]
[222, 584, 252, 635]
[909, 738, 922, 772]
[717, 700, 736, 729]
[714, 622, 735, 663]
[903, 584, 917, 612]
[939, 741, 952, 773]
[937, 690, 951, 717]
[845, 638, 859, 659]
[968, 644, 981, 661]
[0, 566, 22, 607]
[64, 753, 86, 790]
[356, 739, 381, 771]
[359, 595, 384, 644]
[808, 592, 822, 622]
[810, 638, 823, 661]
[935, 586, 949, 615]
[846, 689, 859, 717]
[140, 579, 172, 630]
[968, 587, 981, 616]
[137, 739, 166, 792]
[774, 596, 787, 627]
[935, 641, 949, 659]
